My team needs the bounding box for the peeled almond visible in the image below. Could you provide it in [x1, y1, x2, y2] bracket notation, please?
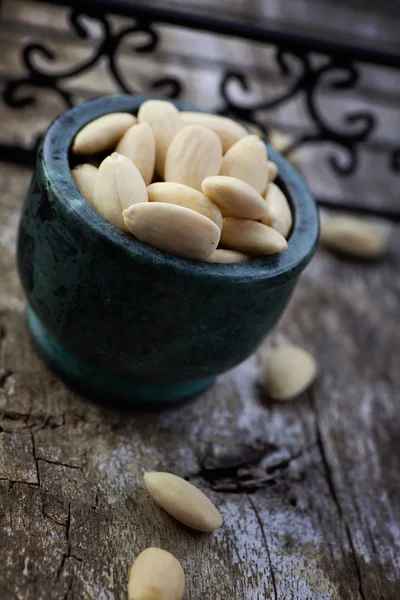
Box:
[262, 183, 293, 239]
[137, 100, 184, 177]
[71, 112, 136, 155]
[202, 175, 270, 220]
[144, 472, 222, 532]
[123, 202, 220, 260]
[165, 125, 222, 191]
[128, 548, 185, 600]
[221, 218, 287, 255]
[93, 152, 147, 231]
[116, 122, 156, 185]
[269, 129, 293, 153]
[240, 121, 264, 137]
[269, 130, 300, 166]
[320, 216, 387, 259]
[71, 163, 98, 205]
[220, 135, 269, 195]
[263, 345, 317, 400]
[147, 182, 222, 229]
[205, 249, 250, 263]
[268, 161, 278, 183]
[181, 112, 247, 152]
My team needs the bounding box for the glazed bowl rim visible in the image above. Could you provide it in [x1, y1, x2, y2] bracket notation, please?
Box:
[41, 94, 319, 287]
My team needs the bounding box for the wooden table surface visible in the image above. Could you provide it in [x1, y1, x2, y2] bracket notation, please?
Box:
[1, 2, 400, 599]
[1, 163, 400, 600]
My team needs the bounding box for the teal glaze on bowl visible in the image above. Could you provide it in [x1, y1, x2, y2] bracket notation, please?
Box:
[17, 95, 319, 406]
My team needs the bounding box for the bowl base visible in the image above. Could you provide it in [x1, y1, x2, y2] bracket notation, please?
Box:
[26, 307, 214, 408]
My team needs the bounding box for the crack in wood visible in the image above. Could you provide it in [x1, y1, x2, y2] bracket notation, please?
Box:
[37, 457, 83, 471]
[346, 522, 367, 600]
[314, 418, 342, 518]
[0, 326, 12, 397]
[30, 432, 40, 486]
[0, 410, 66, 433]
[311, 389, 367, 600]
[56, 504, 71, 580]
[195, 440, 311, 493]
[316, 423, 367, 600]
[0, 477, 39, 488]
[248, 496, 278, 600]
[92, 490, 99, 511]
[41, 505, 69, 528]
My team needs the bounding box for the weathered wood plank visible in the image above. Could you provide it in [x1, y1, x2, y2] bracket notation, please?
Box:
[0, 161, 399, 598]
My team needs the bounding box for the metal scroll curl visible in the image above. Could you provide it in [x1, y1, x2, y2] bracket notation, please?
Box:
[3, 9, 183, 112]
[1, 3, 399, 220]
[219, 51, 376, 177]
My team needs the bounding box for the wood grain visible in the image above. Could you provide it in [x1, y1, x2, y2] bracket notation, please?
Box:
[1, 1, 400, 597]
[0, 160, 399, 599]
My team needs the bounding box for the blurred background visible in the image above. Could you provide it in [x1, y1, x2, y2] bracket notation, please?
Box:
[1, 0, 399, 220]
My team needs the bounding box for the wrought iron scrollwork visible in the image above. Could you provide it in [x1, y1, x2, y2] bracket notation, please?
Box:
[220, 53, 377, 177]
[1, 0, 399, 219]
[392, 148, 400, 173]
[3, 9, 183, 112]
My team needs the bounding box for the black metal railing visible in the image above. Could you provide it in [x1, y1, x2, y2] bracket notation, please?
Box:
[1, 0, 399, 220]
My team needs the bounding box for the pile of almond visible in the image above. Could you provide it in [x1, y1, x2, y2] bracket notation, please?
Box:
[71, 100, 293, 262]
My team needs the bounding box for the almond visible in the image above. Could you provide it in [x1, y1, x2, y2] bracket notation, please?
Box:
[181, 112, 247, 152]
[269, 129, 293, 153]
[164, 125, 222, 191]
[269, 129, 300, 167]
[320, 216, 387, 259]
[71, 163, 98, 205]
[263, 345, 317, 401]
[93, 152, 148, 231]
[262, 182, 293, 239]
[128, 548, 185, 600]
[116, 122, 156, 185]
[219, 135, 269, 195]
[144, 472, 222, 532]
[268, 161, 278, 183]
[202, 175, 270, 220]
[137, 100, 184, 177]
[221, 217, 287, 255]
[123, 202, 220, 259]
[147, 182, 222, 229]
[71, 112, 136, 155]
[205, 249, 250, 263]
[240, 121, 264, 137]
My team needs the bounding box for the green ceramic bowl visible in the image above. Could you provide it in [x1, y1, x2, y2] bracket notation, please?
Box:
[17, 95, 319, 406]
